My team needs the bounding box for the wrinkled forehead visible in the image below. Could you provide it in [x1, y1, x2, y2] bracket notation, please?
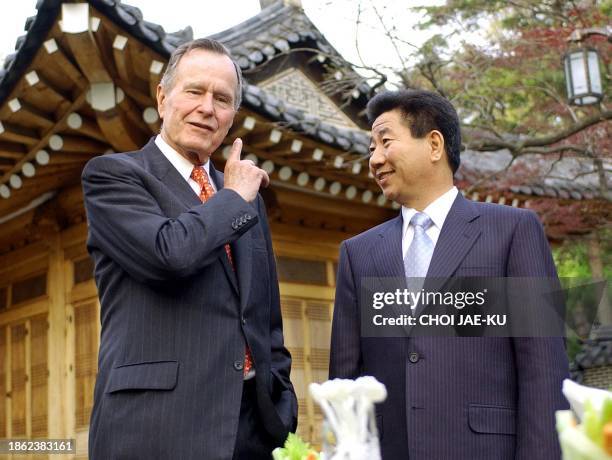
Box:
[372, 109, 404, 134]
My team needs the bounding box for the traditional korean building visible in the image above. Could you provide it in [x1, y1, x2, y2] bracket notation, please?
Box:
[0, 0, 609, 456]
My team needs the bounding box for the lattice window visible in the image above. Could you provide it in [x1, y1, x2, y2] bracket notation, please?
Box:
[260, 68, 359, 130]
[30, 316, 48, 437]
[0, 317, 49, 439]
[279, 296, 333, 447]
[277, 257, 328, 286]
[74, 301, 98, 429]
[11, 324, 27, 437]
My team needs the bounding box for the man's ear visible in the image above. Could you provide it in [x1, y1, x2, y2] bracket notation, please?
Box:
[156, 84, 165, 119]
[428, 130, 445, 163]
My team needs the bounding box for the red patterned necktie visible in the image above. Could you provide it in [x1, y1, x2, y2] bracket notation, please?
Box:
[190, 165, 254, 377]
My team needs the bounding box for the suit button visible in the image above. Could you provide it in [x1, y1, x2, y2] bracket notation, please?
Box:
[408, 352, 420, 363]
[233, 360, 244, 371]
[241, 316, 247, 325]
[245, 215, 252, 221]
[232, 222, 238, 230]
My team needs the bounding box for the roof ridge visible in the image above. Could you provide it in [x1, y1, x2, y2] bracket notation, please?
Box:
[209, 1, 302, 45]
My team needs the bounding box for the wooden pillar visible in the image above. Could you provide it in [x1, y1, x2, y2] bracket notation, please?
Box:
[47, 233, 70, 439]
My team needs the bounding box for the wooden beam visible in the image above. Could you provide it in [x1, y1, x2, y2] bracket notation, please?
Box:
[62, 257, 76, 443]
[46, 234, 69, 438]
[47, 152, 96, 166]
[61, 3, 111, 83]
[112, 35, 134, 83]
[264, 139, 305, 156]
[273, 186, 393, 221]
[149, 60, 164, 100]
[48, 134, 108, 154]
[96, 108, 145, 152]
[0, 299, 47, 328]
[0, 241, 47, 276]
[116, 79, 154, 107]
[116, 94, 152, 138]
[0, 121, 39, 145]
[8, 99, 54, 130]
[228, 115, 257, 139]
[66, 112, 106, 142]
[49, 134, 108, 155]
[247, 128, 283, 148]
[24, 319, 32, 438]
[43, 39, 86, 89]
[142, 107, 161, 134]
[0, 142, 26, 160]
[0, 90, 89, 183]
[25, 70, 73, 103]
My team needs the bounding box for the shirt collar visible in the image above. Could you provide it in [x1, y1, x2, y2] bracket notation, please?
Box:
[154, 134, 211, 182]
[401, 186, 459, 233]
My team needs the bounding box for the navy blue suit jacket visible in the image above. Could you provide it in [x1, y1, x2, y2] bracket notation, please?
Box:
[329, 193, 568, 460]
[82, 139, 297, 460]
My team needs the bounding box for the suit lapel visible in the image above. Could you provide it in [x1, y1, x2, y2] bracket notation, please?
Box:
[369, 216, 412, 330]
[144, 138, 202, 208]
[145, 139, 239, 294]
[370, 215, 412, 343]
[372, 215, 405, 279]
[413, 194, 481, 317]
[427, 193, 481, 278]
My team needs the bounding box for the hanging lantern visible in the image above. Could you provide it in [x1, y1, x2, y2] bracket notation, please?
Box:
[563, 47, 603, 106]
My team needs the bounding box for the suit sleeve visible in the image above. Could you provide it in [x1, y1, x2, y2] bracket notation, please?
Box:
[82, 154, 257, 283]
[329, 241, 362, 379]
[507, 210, 569, 460]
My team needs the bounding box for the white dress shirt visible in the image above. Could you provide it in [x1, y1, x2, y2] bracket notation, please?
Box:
[154, 135, 217, 194]
[401, 186, 459, 259]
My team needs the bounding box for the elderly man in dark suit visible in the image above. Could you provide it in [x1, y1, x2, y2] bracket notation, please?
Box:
[329, 89, 569, 459]
[82, 38, 297, 460]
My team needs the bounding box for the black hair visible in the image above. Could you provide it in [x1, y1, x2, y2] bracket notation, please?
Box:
[366, 89, 461, 173]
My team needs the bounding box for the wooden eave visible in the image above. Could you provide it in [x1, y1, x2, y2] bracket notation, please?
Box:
[0, 1, 606, 251]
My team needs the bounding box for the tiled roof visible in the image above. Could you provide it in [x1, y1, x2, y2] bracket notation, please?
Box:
[0, 0, 607, 202]
[571, 326, 612, 382]
[457, 150, 608, 200]
[242, 83, 370, 156]
[243, 81, 608, 200]
[0, 0, 194, 103]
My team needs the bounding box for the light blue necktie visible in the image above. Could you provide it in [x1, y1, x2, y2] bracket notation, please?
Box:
[404, 212, 434, 294]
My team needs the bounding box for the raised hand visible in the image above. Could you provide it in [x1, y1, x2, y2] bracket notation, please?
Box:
[223, 138, 269, 202]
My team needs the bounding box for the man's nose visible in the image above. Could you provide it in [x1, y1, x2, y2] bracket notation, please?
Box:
[369, 146, 384, 170]
[197, 93, 214, 115]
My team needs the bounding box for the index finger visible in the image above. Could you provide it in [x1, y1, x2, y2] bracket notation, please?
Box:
[226, 138, 242, 163]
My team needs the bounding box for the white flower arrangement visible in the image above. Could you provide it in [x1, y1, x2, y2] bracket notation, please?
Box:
[556, 379, 612, 459]
[309, 376, 387, 460]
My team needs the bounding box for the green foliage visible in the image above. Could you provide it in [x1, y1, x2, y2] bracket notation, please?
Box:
[554, 241, 592, 278]
[553, 232, 611, 362]
[403, 0, 611, 146]
[272, 433, 319, 460]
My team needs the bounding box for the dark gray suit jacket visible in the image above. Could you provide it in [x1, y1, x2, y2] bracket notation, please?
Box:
[82, 139, 297, 460]
[329, 194, 568, 460]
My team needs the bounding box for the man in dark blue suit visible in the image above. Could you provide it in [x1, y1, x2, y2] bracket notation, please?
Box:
[82, 38, 297, 460]
[329, 90, 568, 459]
